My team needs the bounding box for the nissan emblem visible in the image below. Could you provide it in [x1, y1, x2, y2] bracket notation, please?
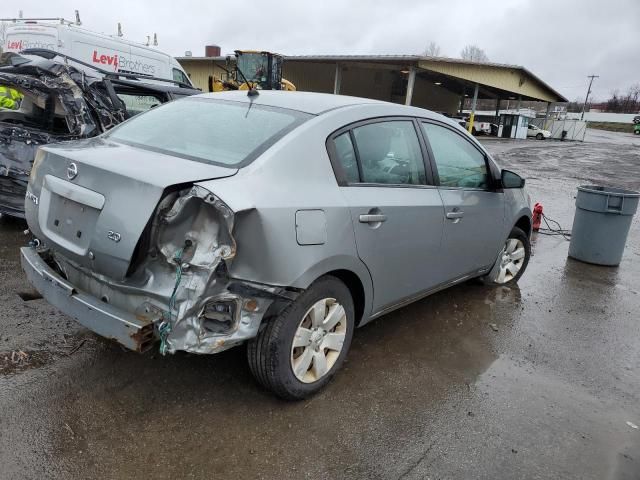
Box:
[67, 162, 78, 180]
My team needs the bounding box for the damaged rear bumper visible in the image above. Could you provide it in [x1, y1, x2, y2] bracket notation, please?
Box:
[21, 246, 155, 352]
[21, 245, 296, 354]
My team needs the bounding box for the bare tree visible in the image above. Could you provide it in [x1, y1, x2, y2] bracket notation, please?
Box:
[604, 84, 640, 113]
[460, 45, 489, 63]
[423, 41, 442, 57]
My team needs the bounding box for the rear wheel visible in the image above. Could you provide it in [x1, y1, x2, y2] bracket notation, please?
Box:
[536, 133, 544, 140]
[482, 227, 530, 286]
[247, 276, 355, 400]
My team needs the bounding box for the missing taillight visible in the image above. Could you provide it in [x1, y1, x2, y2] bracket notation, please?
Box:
[200, 300, 238, 334]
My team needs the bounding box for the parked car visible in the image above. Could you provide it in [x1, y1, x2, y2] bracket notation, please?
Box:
[527, 124, 551, 140]
[632, 115, 640, 125]
[0, 49, 200, 218]
[21, 91, 532, 399]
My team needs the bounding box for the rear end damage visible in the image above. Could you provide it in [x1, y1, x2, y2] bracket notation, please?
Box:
[23, 184, 296, 354]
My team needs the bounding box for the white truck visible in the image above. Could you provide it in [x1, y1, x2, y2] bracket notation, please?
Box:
[465, 119, 491, 135]
[2, 16, 193, 86]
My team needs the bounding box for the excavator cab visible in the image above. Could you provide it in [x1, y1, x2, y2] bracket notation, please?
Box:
[234, 50, 292, 91]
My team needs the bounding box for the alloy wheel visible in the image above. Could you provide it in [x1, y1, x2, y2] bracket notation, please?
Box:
[495, 238, 526, 284]
[290, 297, 347, 383]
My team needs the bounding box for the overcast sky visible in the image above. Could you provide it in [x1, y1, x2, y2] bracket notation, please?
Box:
[2, 0, 638, 101]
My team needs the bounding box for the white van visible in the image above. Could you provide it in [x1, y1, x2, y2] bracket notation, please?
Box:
[3, 19, 193, 86]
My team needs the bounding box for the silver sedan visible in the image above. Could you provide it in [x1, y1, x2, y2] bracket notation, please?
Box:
[22, 91, 532, 399]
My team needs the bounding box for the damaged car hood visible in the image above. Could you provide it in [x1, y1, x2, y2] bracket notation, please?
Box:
[25, 137, 237, 280]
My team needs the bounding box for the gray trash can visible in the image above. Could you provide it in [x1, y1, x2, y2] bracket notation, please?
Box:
[568, 185, 639, 266]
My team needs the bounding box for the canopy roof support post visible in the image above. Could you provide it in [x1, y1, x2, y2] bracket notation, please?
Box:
[495, 98, 501, 120]
[333, 64, 342, 95]
[467, 83, 479, 134]
[405, 67, 416, 106]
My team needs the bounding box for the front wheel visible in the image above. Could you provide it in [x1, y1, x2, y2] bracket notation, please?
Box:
[536, 133, 544, 140]
[483, 227, 531, 286]
[247, 276, 355, 400]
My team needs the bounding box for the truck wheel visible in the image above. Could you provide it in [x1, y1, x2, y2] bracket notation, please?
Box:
[247, 276, 355, 400]
[536, 133, 544, 140]
[481, 227, 530, 286]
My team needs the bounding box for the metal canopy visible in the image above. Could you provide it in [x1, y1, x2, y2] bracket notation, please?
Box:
[177, 54, 567, 104]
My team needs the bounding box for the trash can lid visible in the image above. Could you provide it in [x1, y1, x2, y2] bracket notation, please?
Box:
[578, 185, 640, 197]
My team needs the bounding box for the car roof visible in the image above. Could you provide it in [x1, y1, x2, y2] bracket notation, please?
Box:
[194, 90, 390, 115]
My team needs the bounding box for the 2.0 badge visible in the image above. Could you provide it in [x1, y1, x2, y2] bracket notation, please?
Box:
[107, 231, 121, 243]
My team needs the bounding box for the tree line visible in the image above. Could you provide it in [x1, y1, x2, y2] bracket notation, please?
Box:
[601, 85, 640, 113]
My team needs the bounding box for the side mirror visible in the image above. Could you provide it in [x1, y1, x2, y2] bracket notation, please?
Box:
[501, 169, 525, 189]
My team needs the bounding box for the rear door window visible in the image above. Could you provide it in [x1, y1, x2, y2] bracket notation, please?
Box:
[351, 121, 426, 185]
[421, 122, 489, 189]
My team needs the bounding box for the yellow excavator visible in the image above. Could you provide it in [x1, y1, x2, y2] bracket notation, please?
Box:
[212, 50, 296, 92]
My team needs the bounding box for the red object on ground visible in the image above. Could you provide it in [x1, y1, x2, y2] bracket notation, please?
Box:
[532, 203, 543, 231]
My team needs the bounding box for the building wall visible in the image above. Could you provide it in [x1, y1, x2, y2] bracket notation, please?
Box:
[283, 62, 396, 101]
[282, 62, 334, 93]
[340, 66, 395, 101]
[178, 59, 227, 91]
[283, 62, 459, 113]
[411, 75, 460, 113]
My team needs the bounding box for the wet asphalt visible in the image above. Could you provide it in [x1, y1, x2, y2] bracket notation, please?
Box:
[1, 129, 639, 479]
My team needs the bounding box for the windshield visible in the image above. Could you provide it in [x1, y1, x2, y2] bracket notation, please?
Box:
[107, 98, 311, 167]
[237, 53, 269, 84]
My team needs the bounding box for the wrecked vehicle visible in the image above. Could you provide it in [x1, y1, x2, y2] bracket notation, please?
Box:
[0, 49, 199, 218]
[21, 91, 532, 399]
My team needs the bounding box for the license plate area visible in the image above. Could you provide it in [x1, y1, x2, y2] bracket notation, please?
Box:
[45, 193, 99, 251]
[38, 175, 104, 256]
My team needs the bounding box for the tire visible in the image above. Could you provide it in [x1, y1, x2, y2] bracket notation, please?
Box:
[247, 276, 355, 400]
[482, 227, 531, 286]
[536, 133, 544, 140]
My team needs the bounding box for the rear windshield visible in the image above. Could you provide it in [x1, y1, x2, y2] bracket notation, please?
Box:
[107, 97, 311, 167]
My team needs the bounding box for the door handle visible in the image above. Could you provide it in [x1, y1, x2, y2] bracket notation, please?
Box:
[359, 214, 387, 223]
[446, 211, 465, 220]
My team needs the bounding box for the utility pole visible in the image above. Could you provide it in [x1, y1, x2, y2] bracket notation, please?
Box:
[581, 75, 599, 120]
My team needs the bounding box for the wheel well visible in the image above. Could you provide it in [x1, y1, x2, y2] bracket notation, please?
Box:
[325, 269, 366, 326]
[515, 215, 531, 237]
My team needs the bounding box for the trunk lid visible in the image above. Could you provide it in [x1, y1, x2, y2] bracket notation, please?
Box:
[25, 137, 237, 280]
